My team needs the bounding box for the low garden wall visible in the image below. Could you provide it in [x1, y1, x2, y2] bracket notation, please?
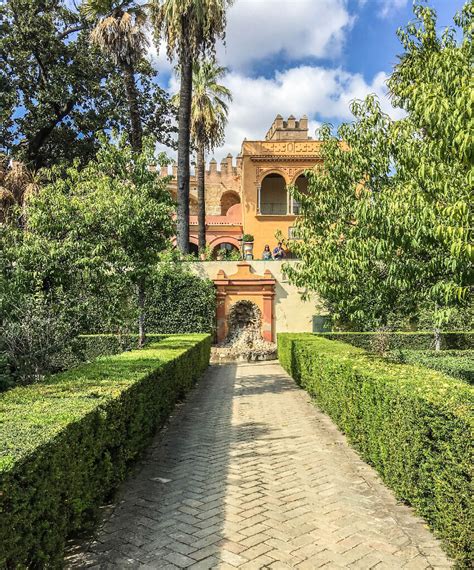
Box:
[0, 334, 211, 568]
[278, 333, 473, 567]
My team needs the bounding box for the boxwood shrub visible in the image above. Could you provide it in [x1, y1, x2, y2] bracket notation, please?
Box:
[314, 331, 474, 351]
[73, 333, 166, 364]
[278, 333, 473, 567]
[391, 350, 474, 384]
[0, 334, 211, 568]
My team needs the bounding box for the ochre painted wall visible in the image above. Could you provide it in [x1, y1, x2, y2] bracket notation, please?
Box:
[162, 116, 324, 257]
[240, 139, 323, 256]
[187, 260, 326, 335]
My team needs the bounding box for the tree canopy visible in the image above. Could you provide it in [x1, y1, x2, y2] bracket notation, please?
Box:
[0, 0, 176, 169]
[286, 2, 473, 331]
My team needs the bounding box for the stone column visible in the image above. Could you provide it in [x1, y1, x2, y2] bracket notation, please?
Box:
[216, 290, 227, 343]
[262, 289, 274, 342]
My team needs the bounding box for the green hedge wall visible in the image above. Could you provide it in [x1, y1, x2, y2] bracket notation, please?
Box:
[146, 265, 216, 334]
[392, 350, 474, 384]
[73, 333, 166, 364]
[278, 333, 473, 567]
[0, 334, 211, 568]
[314, 331, 474, 351]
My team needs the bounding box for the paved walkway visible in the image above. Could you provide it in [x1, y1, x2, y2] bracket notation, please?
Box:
[66, 362, 451, 569]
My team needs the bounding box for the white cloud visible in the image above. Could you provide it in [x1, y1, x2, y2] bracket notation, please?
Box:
[149, 1, 353, 73]
[203, 65, 404, 162]
[218, 0, 353, 70]
[160, 65, 403, 164]
[150, 1, 405, 165]
[377, 0, 408, 18]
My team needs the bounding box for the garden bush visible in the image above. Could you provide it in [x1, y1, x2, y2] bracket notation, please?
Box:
[314, 331, 474, 351]
[391, 349, 474, 384]
[72, 333, 165, 364]
[0, 333, 161, 393]
[0, 334, 211, 568]
[145, 264, 216, 334]
[278, 333, 473, 567]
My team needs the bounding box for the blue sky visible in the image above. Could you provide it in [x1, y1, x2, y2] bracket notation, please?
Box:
[151, 0, 466, 161]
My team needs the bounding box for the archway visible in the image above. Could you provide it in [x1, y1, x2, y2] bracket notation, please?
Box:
[220, 191, 241, 216]
[226, 300, 262, 343]
[188, 241, 199, 257]
[260, 173, 287, 215]
[292, 174, 308, 215]
[213, 241, 240, 260]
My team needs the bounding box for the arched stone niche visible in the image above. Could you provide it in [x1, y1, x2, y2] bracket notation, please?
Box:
[213, 262, 276, 343]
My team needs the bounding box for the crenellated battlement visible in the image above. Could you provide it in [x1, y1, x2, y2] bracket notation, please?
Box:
[159, 153, 242, 182]
[265, 114, 310, 141]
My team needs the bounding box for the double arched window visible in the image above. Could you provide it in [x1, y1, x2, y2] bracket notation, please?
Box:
[259, 173, 308, 215]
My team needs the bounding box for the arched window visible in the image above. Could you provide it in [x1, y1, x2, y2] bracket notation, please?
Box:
[292, 174, 308, 215]
[260, 173, 287, 215]
[220, 191, 241, 216]
[188, 242, 199, 257]
[213, 242, 240, 260]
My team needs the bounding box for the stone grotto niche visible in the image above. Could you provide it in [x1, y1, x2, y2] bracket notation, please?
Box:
[226, 300, 262, 347]
[217, 299, 276, 361]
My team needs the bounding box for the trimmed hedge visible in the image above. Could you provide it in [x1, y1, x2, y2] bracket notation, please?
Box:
[146, 265, 216, 334]
[0, 334, 211, 568]
[278, 333, 473, 567]
[392, 350, 474, 384]
[73, 333, 166, 364]
[314, 331, 474, 351]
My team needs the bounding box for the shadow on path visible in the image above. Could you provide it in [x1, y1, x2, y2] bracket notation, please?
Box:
[65, 361, 451, 569]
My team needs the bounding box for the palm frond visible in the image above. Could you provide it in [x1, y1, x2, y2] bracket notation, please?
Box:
[88, 0, 148, 66]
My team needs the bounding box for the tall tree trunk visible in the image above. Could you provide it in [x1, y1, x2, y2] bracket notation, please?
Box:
[25, 99, 75, 170]
[122, 62, 143, 153]
[137, 279, 146, 348]
[196, 140, 206, 252]
[176, 51, 192, 254]
[434, 327, 441, 352]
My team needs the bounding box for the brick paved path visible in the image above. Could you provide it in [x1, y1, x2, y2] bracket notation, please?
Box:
[66, 362, 451, 569]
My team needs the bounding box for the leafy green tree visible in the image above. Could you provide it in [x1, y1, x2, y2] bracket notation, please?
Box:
[26, 135, 176, 346]
[0, 0, 176, 169]
[174, 59, 232, 250]
[151, 0, 233, 254]
[287, 2, 472, 338]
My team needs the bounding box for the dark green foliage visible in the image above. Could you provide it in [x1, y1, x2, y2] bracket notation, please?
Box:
[145, 264, 216, 334]
[0, 334, 211, 567]
[391, 350, 474, 384]
[278, 334, 473, 566]
[46, 334, 165, 376]
[72, 334, 162, 363]
[0, 0, 176, 169]
[315, 331, 474, 351]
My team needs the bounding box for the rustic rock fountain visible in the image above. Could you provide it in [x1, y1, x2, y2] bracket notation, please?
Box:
[210, 262, 277, 363]
[211, 300, 277, 363]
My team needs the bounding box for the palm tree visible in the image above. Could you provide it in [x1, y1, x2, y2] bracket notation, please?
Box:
[0, 154, 39, 226]
[186, 60, 231, 251]
[83, 0, 148, 152]
[151, 0, 233, 254]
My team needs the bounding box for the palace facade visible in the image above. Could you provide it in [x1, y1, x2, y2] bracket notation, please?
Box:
[162, 115, 323, 257]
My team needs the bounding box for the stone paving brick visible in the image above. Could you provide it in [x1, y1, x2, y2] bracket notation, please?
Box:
[65, 362, 451, 569]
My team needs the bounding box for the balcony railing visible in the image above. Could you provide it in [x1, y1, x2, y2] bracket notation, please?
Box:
[259, 202, 289, 215]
